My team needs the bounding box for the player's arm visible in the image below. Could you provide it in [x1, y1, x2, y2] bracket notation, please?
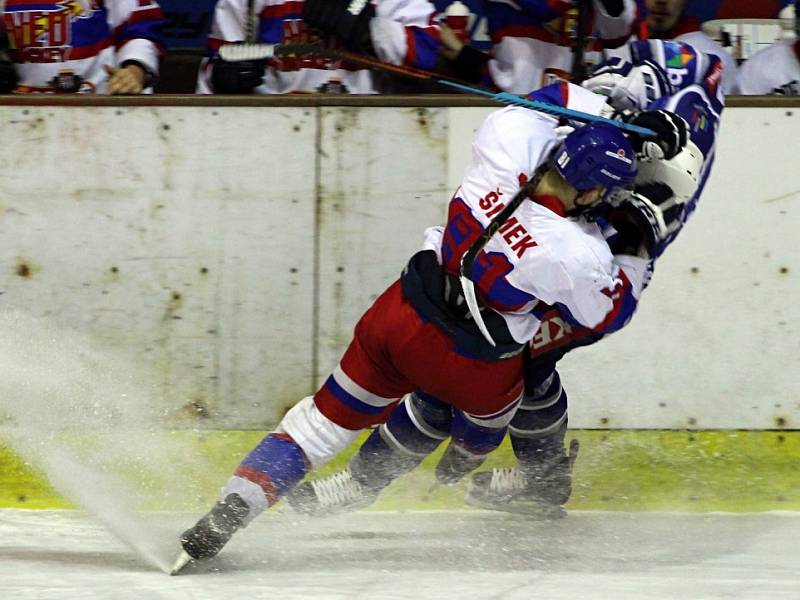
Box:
[107, 0, 166, 94]
[303, 0, 442, 71]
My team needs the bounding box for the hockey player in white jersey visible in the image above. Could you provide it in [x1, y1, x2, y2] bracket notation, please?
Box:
[285, 39, 720, 518]
[0, 0, 164, 94]
[197, 0, 442, 94]
[738, 7, 799, 96]
[171, 79, 696, 570]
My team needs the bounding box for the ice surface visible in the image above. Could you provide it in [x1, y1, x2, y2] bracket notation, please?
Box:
[1, 509, 799, 600]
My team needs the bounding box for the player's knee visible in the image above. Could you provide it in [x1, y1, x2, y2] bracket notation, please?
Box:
[380, 391, 452, 456]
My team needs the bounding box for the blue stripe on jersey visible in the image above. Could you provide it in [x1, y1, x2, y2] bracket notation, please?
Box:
[484, 0, 565, 33]
[324, 374, 386, 416]
[526, 82, 568, 107]
[259, 19, 284, 44]
[407, 26, 440, 71]
[474, 251, 537, 312]
[600, 283, 637, 334]
[66, 10, 111, 49]
[115, 19, 164, 47]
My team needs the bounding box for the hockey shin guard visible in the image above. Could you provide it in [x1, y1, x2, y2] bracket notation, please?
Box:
[351, 390, 452, 492]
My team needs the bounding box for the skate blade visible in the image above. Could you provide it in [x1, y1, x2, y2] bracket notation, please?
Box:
[465, 491, 567, 520]
[169, 550, 193, 576]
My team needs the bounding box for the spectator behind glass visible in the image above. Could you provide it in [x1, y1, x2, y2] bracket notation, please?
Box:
[645, 0, 739, 94]
[0, 0, 165, 94]
[738, 3, 799, 95]
[196, 0, 442, 94]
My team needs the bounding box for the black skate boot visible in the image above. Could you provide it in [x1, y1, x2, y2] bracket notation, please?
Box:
[180, 493, 250, 560]
[465, 440, 579, 519]
[288, 468, 379, 516]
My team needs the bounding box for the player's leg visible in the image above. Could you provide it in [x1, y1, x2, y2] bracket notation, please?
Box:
[178, 282, 411, 563]
[466, 363, 578, 517]
[289, 389, 453, 515]
[434, 396, 521, 485]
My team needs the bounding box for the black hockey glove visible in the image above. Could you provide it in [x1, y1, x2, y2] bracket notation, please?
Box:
[626, 109, 689, 161]
[608, 181, 683, 259]
[435, 441, 487, 485]
[594, 0, 624, 17]
[210, 56, 265, 94]
[0, 60, 19, 94]
[523, 438, 580, 506]
[302, 0, 376, 54]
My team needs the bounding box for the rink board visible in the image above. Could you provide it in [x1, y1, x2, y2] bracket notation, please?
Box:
[2, 429, 799, 512]
[0, 104, 798, 430]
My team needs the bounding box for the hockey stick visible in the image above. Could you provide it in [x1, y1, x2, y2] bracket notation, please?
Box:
[217, 43, 656, 137]
[570, 0, 591, 84]
[459, 167, 545, 346]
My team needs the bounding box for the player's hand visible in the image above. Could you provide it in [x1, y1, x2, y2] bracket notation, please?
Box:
[210, 56, 265, 94]
[104, 64, 146, 95]
[628, 109, 689, 161]
[0, 60, 19, 93]
[439, 24, 465, 61]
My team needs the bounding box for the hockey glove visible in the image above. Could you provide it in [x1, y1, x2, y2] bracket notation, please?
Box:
[584, 59, 672, 112]
[626, 109, 689, 161]
[303, 0, 376, 54]
[435, 441, 487, 485]
[608, 181, 683, 258]
[0, 60, 19, 94]
[210, 55, 265, 94]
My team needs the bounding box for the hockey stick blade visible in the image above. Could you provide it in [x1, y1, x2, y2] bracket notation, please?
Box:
[169, 550, 193, 576]
[218, 42, 321, 62]
[460, 274, 496, 347]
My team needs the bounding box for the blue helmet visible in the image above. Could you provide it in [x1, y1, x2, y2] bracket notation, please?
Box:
[553, 123, 637, 192]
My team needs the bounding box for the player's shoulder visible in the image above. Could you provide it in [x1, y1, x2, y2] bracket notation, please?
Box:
[521, 206, 612, 280]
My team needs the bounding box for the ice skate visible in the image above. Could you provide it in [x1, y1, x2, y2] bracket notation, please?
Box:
[288, 468, 378, 516]
[173, 493, 250, 572]
[465, 468, 567, 519]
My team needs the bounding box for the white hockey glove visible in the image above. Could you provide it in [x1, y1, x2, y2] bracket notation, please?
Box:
[585, 58, 673, 113]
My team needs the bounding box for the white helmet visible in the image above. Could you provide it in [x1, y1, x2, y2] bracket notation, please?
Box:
[635, 139, 704, 203]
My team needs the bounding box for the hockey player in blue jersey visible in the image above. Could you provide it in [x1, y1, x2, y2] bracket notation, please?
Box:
[285, 39, 723, 518]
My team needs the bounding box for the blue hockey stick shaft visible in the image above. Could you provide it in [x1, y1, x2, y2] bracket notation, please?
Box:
[218, 43, 656, 138]
[440, 80, 656, 137]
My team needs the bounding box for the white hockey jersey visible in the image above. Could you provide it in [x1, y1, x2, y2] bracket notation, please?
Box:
[738, 39, 800, 95]
[197, 0, 441, 94]
[1, 0, 164, 94]
[421, 83, 648, 345]
[486, 0, 642, 93]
